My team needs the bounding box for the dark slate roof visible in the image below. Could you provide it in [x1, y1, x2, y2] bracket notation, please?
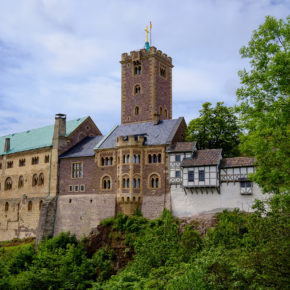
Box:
[60, 136, 103, 158]
[167, 142, 196, 153]
[96, 118, 184, 149]
[181, 149, 222, 167]
[220, 157, 256, 168]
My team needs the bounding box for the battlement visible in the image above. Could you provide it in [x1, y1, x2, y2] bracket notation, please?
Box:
[121, 46, 173, 67]
[116, 135, 145, 147]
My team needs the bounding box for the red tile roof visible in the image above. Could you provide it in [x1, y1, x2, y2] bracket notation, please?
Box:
[167, 142, 196, 152]
[181, 149, 222, 166]
[220, 157, 256, 168]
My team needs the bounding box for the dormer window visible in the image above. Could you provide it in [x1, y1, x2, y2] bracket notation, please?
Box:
[133, 61, 142, 75]
[134, 84, 141, 95]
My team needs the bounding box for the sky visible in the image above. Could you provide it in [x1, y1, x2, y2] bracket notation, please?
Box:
[0, 0, 289, 137]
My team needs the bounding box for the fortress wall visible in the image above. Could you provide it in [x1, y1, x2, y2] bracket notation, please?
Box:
[171, 183, 268, 218]
[141, 193, 169, 219]
[53, 194, 116, 238]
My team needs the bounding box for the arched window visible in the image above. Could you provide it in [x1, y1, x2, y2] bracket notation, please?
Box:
[5, 202, 9, 212]
[39, 200, 43, 210]
[123, 178, 126, 188]
[133, 178, 136, 188]
[149, 174, 160, 189]
[148, 154, 152, 163]
[39, 173, 44, 186]
[153, 154, 157, 163]
[159, 107, 163, 115]
[105, 158, 108, 166]
[110, 157, 113, 165]
[134, 84, 141, 95]
[164, 109, 168, 118]
[135, 106, 139, 115]
[28, 201, 33, 211]
[102, 176, 111, 190]
[5, 177, 12, 190]
[101, 157, 104, 166]
[32, 174, 38, 186]
[123, 155, 126, 163]
[137, 178, 141, 188]
[133, 154, 136, 163]
[18, 176, 24, 188]
[126, 155, 130, 163]
[127, 178, 130, 188]
[158, 154, 162, 163]
[137, 155, 140, 164]
[133, 60, 141, 75]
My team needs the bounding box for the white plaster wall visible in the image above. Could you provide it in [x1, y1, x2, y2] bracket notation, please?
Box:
[171, 183, 268, 217]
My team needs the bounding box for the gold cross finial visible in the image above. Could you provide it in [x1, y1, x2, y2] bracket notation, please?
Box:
[144, 25, 149, 42]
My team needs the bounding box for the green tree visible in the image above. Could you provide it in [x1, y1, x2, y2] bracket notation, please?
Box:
[186, 102, 241, 157]
[236, 15, 290, 193]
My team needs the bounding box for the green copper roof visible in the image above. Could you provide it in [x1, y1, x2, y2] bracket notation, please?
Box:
[0, 116, 88, 156]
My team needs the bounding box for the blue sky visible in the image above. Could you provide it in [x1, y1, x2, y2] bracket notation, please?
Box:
[0, 0, 289, 136]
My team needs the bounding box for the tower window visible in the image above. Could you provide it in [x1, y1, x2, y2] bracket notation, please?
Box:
[134, 84, 141, 95]
[160, 64, 167, 78]
[133, 60, 142, 75]
[135, 106, 140, 115]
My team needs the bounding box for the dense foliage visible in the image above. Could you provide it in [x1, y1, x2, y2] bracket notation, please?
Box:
[186, 102, 241, 157]
[1, 194, 289, 289]
[236, 15, 290, 193]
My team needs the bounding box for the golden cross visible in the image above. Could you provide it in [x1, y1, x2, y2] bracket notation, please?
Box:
[144, 25, 149, 42]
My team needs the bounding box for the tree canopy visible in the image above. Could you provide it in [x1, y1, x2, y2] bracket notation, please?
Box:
[186, 102, 241, 157]
[236, 15, 290, 193]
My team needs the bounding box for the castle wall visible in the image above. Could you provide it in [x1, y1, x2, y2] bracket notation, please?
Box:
[171, 183, 267, 217]
[53, 194, 115, 238]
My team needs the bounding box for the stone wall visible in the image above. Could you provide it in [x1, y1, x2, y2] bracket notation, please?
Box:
[53, 194, 116, 238]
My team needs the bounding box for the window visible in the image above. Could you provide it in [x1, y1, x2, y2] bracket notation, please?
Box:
[18, 176, 24, 188]
[134, 84, 141, 95]
[0, 163, 2, 169]
[133, 154, 141, 164]
[122, 177, 130, 188]
[175, 171, 181, 178]
[126, 155, 130, 163]
[199, 170, 205, 181]
[68, 185, 73, 192]
[101, 157, 113, 166]
[188, 171, 194, 182]
[135, 106, 140, 115]
[19, 159, 26, 167]
[32, 174, 38, 186]
[28, 201, 32, 211]
[133, 60, 141, 75]
[80, 185, 85, 192]
[160, 107, 163, 115]
[39, 200, 43, 210]
[45, 155, 49, 163]
[175, 155, 181, 162]
[150, 174, 160, 189]
[148, 153, 162, 164]
[148, 154, 152, 163]
[153, 154, 157, 163]
[133, 177, 141, 189]
[160, 64, 167, 78]
[5, 177, 12, 190]
[7, 161, 13, 168]
[102, 176, 111, 190]
[5, 202, 9, 212]
[38, 173, 44, 186]
[72, 162, 83, 178]
[158, 154, 162, 163]
[32, 157, 39, 165]
[74, 185, 79, 192]
[164, 109, 168, 118]
[240, 181, 252, 188]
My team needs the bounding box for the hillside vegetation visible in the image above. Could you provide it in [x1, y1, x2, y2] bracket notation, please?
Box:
[0, 194, 289, 289]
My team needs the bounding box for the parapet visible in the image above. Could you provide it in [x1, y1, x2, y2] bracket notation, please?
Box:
[121, 46, 173, 67]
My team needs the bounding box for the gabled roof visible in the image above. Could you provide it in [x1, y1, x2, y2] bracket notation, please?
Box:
[95, 118, 184, 149]
[220, 157, 256, 168]
[181, 149, 222, 167]
[60, 136, 103, 159]
[167, 142, 196, 153]
[0, 116, 88, 155]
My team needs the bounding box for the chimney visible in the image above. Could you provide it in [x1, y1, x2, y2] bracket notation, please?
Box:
[53, 113, 67, 150]
[153, 113, 160, 125]
[4, 138, 10, 152]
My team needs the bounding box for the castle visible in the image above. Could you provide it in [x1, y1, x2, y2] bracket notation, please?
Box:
[0, 41, 266, 242]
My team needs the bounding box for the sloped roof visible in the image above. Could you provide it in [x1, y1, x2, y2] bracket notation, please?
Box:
[60, 136, 103, 158]
[167, 142, 196, 153]
[220, 157, 256, 168]
[181, 149, 222, 167]
[96, 118, 184, 149]
[0, 116, 88, 155]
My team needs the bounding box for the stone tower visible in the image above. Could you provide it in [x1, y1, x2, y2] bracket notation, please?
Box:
[120, 46, 173, 124]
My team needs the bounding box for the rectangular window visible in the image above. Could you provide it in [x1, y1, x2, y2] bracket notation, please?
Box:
[175, 154, 181, 162]
[240, 181, 252, 188]
[74, 185, 79, 192]
[188, 171, 194, 182]
[45, 155, 49, 163]
[199, 170, 205, 181]
[7, 161, 13, 168]
[32, 157, 39, 165]
[72, 162, 83, 178]
[80, 185, 85, 192]
[68, 185, 73, 192]
[175, 171, 181, 178]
